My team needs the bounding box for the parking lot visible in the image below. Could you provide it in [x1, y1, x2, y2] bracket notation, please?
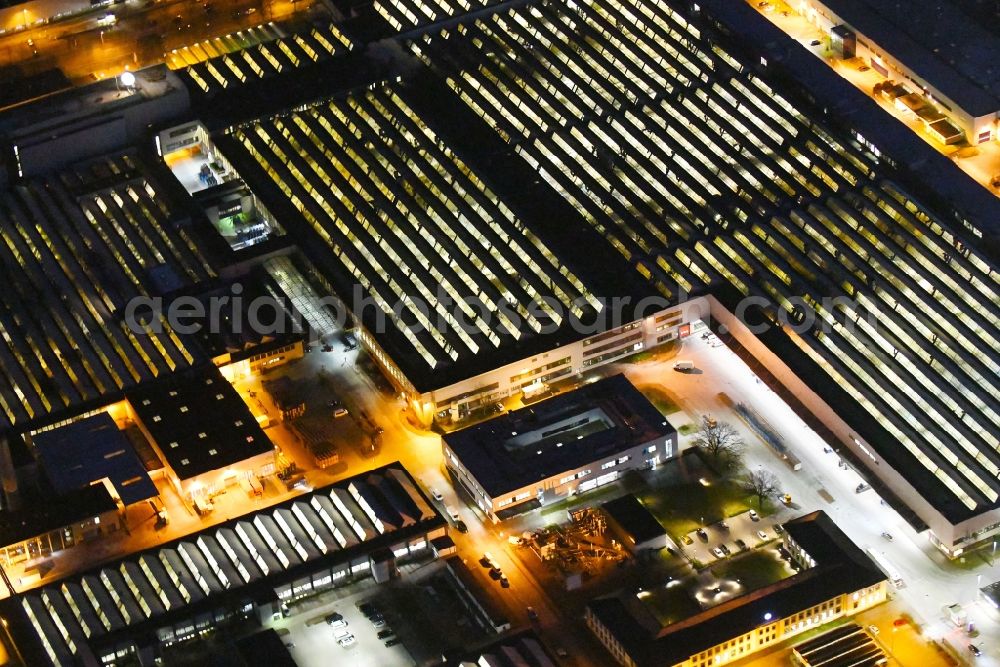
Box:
[680, 510, 783, 565]
[279, 587, 414, 667]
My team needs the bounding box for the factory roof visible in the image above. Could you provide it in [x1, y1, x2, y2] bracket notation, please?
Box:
[444, 375, 674, 498]
[126, 366, 272, 480]
[31, 412, 157, 506]
[588, 512, 886, 667]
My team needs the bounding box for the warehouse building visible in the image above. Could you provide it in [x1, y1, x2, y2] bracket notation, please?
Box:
[585, 512, 887, 667]
[126, 366, 275, 507]
[216, 81, 707, 426]
[0, 462, 447, 666]
[793, 0, 999, 145]
[402, 0, 1000, 557]
[443, 375, 676, 521]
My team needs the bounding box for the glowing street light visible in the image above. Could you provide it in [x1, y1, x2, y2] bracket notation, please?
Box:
[120, 70, 136, 88]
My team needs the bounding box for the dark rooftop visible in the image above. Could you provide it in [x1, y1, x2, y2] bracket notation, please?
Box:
[810, 0, 1000, 116]
[232, 629, 297, 667]
[588, 511, 886, 667]
[446, 629, 557, 667]
[793, 623, 885, 667]
[601, 494, 666, 546]
[0, 483, 117, 548]
[126, 365, 272, 480]
[444, 375, 674, 498]
[31, 412, 157, 506]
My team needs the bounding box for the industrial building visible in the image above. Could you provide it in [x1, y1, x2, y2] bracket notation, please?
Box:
[585, 511, 888, 667]
[793, 0, 1000, 145]
[125, 366, 275, 506]
[30, 412, 157, 510]
[400, 0, 1000, 556]
[443, 375, 676, 521]
[0, 462, 448, 666]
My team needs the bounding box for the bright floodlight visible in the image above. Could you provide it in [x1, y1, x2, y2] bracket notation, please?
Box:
[120, 71, 136, 88]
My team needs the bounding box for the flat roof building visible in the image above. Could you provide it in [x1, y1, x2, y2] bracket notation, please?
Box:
[601, 494, 669, 554]
[126, 366, 274, 503]
[443, 375, 676, 521]
[794, 0, 1000, 144]
[0, 462, 447, 666]
[399, 0, 1000, 556]
[30, 412, 157, 508]
[585, 511, 888, 667]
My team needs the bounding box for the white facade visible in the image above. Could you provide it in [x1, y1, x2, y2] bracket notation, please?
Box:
[364, 297, 710, 424]
[798, 0, 999, 145]
[444, 432, 675, 522]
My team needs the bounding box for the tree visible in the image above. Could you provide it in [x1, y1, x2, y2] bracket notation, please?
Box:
[742, 469, 780, 510]
[691, 415, 744, 473]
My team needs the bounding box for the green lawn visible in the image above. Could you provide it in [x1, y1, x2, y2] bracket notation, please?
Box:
[637, 453, 752, 537]
[636, 385, 682, 416]
[712, 551, 792, 590]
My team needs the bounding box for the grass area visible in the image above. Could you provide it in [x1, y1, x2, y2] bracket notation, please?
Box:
[637, 452, 751, 537]
[678, 423, 698, 436]
[711, 551, 791, 590]
[638, 584, 701, 626]
[636, 384, 682, 415]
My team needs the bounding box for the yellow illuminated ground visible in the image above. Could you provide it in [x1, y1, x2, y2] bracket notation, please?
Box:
[0, 0, 317, 88]
[748, 0, 1000, 198]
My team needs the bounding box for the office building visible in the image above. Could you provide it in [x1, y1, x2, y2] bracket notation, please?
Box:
[585, 511, 887, 667]
[443, 375, 676, 521]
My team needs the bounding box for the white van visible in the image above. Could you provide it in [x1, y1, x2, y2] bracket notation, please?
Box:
[673, 360, 695, 371]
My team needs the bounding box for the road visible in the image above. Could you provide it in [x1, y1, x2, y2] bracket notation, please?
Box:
[0, 0, 317, 85]
[620, 326, 1000, 666]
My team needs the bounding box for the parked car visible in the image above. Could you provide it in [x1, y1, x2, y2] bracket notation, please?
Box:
[377, 629, 394, 640]
[370, 615, 386, 629]
[337, 633, 356, 647]
[454, 520, 468, 533]
[781, 493, 792, 505]
[325, 612, 345, 626]
[868, 624, 880, 636]
[385, 638, 401, 647]
[527, 606, 539, 620]
[774, 523, 784, 534]
[810, 39, 821, 45]
[735, 539, 748, 551]
[447, 506, 460, 522]
[430, 488, 444, 502]
[757, 530, 769, 541]
[696, 528, 709, 542]
[333, 407, 349, 418]
[969, 644, 982, 657]
[718, 544, 731, 555]
[673, 360, 695, 371]
[881, 532, 894, 541]
[489, 567, 503, 581]
[500, 575, 510, 588]
[711, 547, 726, 559]
[748, 509, 759, 521]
